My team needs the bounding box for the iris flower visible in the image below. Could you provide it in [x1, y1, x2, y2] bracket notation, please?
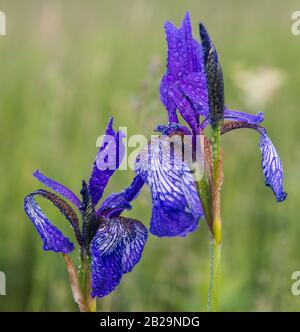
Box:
[135, 12, 286, 242]
[24, 118, 147, 310]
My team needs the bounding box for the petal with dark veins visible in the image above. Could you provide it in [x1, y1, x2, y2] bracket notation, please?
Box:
[135, 135, 203, 237]
[24, 190, 75, 253]
[90, 216, 148, 298]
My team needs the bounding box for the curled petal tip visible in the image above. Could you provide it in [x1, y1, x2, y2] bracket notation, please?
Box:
[275, 191, 288, 203]
[257, 112, 264, 123]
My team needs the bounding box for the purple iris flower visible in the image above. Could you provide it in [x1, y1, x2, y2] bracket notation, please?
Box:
[24, 118, 148, 298]
[135, 12, 286, 238]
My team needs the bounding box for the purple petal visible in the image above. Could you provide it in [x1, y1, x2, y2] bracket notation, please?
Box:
[224, 108, 264, 124]
[220, 121, 287, 203]
[160, 12, 206, 125]
[97, 175, 145, 218]
[180, 12, 201, 74]
[179, 72, 209, 116]
[89, 117, 125, 206]
[90, 216, 148, 298]
[201, 108, 264, 130]
[135, 136, 203, 237]
[168, 84, 199, 133]
[164, 20, 189, 81]
[155, 123, 191, 136]
[259, 133, 287, 202]
[24, 190, 75, 253]
[33, 170, 81, 209]
[164, 12, 203, 80]
[160, 75, 178, 123]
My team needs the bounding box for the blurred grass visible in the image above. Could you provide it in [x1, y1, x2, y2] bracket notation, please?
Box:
[0, 0, 299, 311]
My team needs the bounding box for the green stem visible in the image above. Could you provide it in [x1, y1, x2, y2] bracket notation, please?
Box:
[207, 239, 222, 312]
[78, 252, 97, 312]
[211, 127, 221, 164]
[208, 126, 223, 311]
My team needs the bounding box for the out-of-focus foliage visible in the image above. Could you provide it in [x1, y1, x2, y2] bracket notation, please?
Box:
[0, 0, 299, 311]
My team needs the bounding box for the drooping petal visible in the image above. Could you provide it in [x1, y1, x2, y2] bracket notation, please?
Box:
[135, 135, 203, 237]
[220, 121, 287, 202]
[90, 216, 148, 298]
[24, 190, 75, 253]
[199, 23, 224, 128]
[259, 133, 287, 202]
[97, 175, 145, 218]
[33, 170, 81, 209]
[89, 117, 125, 206]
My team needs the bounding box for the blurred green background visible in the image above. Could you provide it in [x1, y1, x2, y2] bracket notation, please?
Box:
[0, 0, 299, 311]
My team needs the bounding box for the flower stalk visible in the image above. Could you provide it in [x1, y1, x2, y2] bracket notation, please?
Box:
[207, 239, 222, 312]
[195, 131, 223, 311]
[62, 254, 96, 312]
[78, 252, 97, 312]
[207, 125, 223, 311]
